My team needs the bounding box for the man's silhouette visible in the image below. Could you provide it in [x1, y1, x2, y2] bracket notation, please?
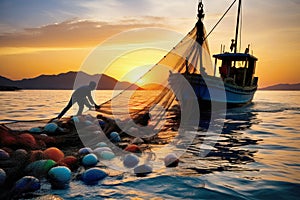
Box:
[57, 81, 100, 119]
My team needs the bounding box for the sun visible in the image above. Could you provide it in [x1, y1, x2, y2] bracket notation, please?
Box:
[104, 48, 167, 86]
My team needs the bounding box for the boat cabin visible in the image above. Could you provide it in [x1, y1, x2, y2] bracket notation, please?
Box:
[213, 53, 258, 87]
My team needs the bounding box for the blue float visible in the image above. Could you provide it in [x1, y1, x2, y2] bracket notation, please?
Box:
[81, 167, 108, 185]
[29, 127, 43, 133]
[48, 166, 71, 189]
[100, 151, 115, 160]
[82, 153, 98, 167]
[98, 120, 106, 127]
[123, 154, 139, 168]
[44, 123, 58, 133]
[0, 149, 10, 160]
[95, 142, 108, 148]
[109, 132, 121, 142]
[134, 164, 153, 177]
[72, 116, 80, 123]
[78, 147, 93, 155]
[14, 176, 41, 194]
[0, 168, 6, 186]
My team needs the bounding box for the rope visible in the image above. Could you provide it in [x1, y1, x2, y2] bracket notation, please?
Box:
[203, 0, 237, 41]
[239, 2, 243, 52]
[0, 118, 51, 125]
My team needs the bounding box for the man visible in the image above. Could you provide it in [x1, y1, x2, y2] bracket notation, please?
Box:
[57, 81, 100, 119]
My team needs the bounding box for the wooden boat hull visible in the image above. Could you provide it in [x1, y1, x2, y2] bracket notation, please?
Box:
[169, 73, 257, 108]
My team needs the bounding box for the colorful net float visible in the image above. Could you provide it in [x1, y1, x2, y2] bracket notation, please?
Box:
[123, 154, 140, 168]
[11, 149, 28, 161]
[25, 159, 56, 178]
[44, 123, 59, 133]
[78, 147, 93, 155]
[0, 168, 6, 186]
[93, 131, 102, 135]
[19, 133, 37, 148]
[81, 167, 108, 185]
[109, 132, 121, 143]
[1, 147, 13, 154]
[0, 134, 17, 147]
[13, 176, 41, 195]
[48, 166, 71, 189]
[131, 137, 144, 145]
[29, 127, 43, 133]
[30, 150, 45, 162]
[98, 120, 106, 127]
[95, 142, 108, 148]
[44, 147, 65, 162]
[57, 156, 78, 171]
[134, 164, 153, 177]
[100, 150, 115, 160]
[71, 116, 80, 123]
[15, 149, 28, 156]
[133, 164, 152, 177]
[0, 125, 17, 146]
[164, 153, 179, 167]
[124, 144, 142, 154]
[82, 153, 98, 167]
[0, 149, 10, 160]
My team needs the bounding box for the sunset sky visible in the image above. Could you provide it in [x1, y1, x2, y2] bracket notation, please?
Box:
[0, 0, 299, 88]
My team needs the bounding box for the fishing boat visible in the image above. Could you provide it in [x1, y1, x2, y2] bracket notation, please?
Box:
[170, 0, 258, 108]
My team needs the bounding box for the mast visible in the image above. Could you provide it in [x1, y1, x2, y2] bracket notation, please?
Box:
[234, 0, 242, 53]
[196, 0, 206, 74]
[196, 0, 205, 45]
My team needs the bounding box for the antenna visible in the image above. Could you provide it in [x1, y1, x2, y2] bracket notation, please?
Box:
[234, 0, 242, 53]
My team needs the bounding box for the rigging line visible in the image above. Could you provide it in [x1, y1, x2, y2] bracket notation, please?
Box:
[239, 2, 242, 52]
[203, 0, 237, 41]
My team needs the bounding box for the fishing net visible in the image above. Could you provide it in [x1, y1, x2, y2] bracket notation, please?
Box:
[78, 22, 213, 133]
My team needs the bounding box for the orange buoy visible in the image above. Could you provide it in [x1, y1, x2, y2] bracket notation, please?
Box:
[124, 144, 142, 154]
[44, 147, 64, 162]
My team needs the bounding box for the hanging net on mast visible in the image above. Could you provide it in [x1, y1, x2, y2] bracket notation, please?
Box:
[92, 1, 212, 133]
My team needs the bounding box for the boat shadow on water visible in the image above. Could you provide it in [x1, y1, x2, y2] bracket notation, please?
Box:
[169, 103, 263, 176]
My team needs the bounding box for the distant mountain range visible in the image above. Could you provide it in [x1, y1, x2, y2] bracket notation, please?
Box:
[0, 71, 140, 90]
[260, 83, 300, 90]
[1, 72, 299, 91]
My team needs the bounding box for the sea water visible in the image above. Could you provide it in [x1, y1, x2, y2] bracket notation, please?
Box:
[0, 90, 299, 199]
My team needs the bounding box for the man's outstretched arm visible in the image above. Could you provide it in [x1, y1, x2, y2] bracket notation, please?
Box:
[87, 92, 100, 109]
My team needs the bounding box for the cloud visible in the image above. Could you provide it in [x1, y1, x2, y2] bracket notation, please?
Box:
[0, 17, 171, 48]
